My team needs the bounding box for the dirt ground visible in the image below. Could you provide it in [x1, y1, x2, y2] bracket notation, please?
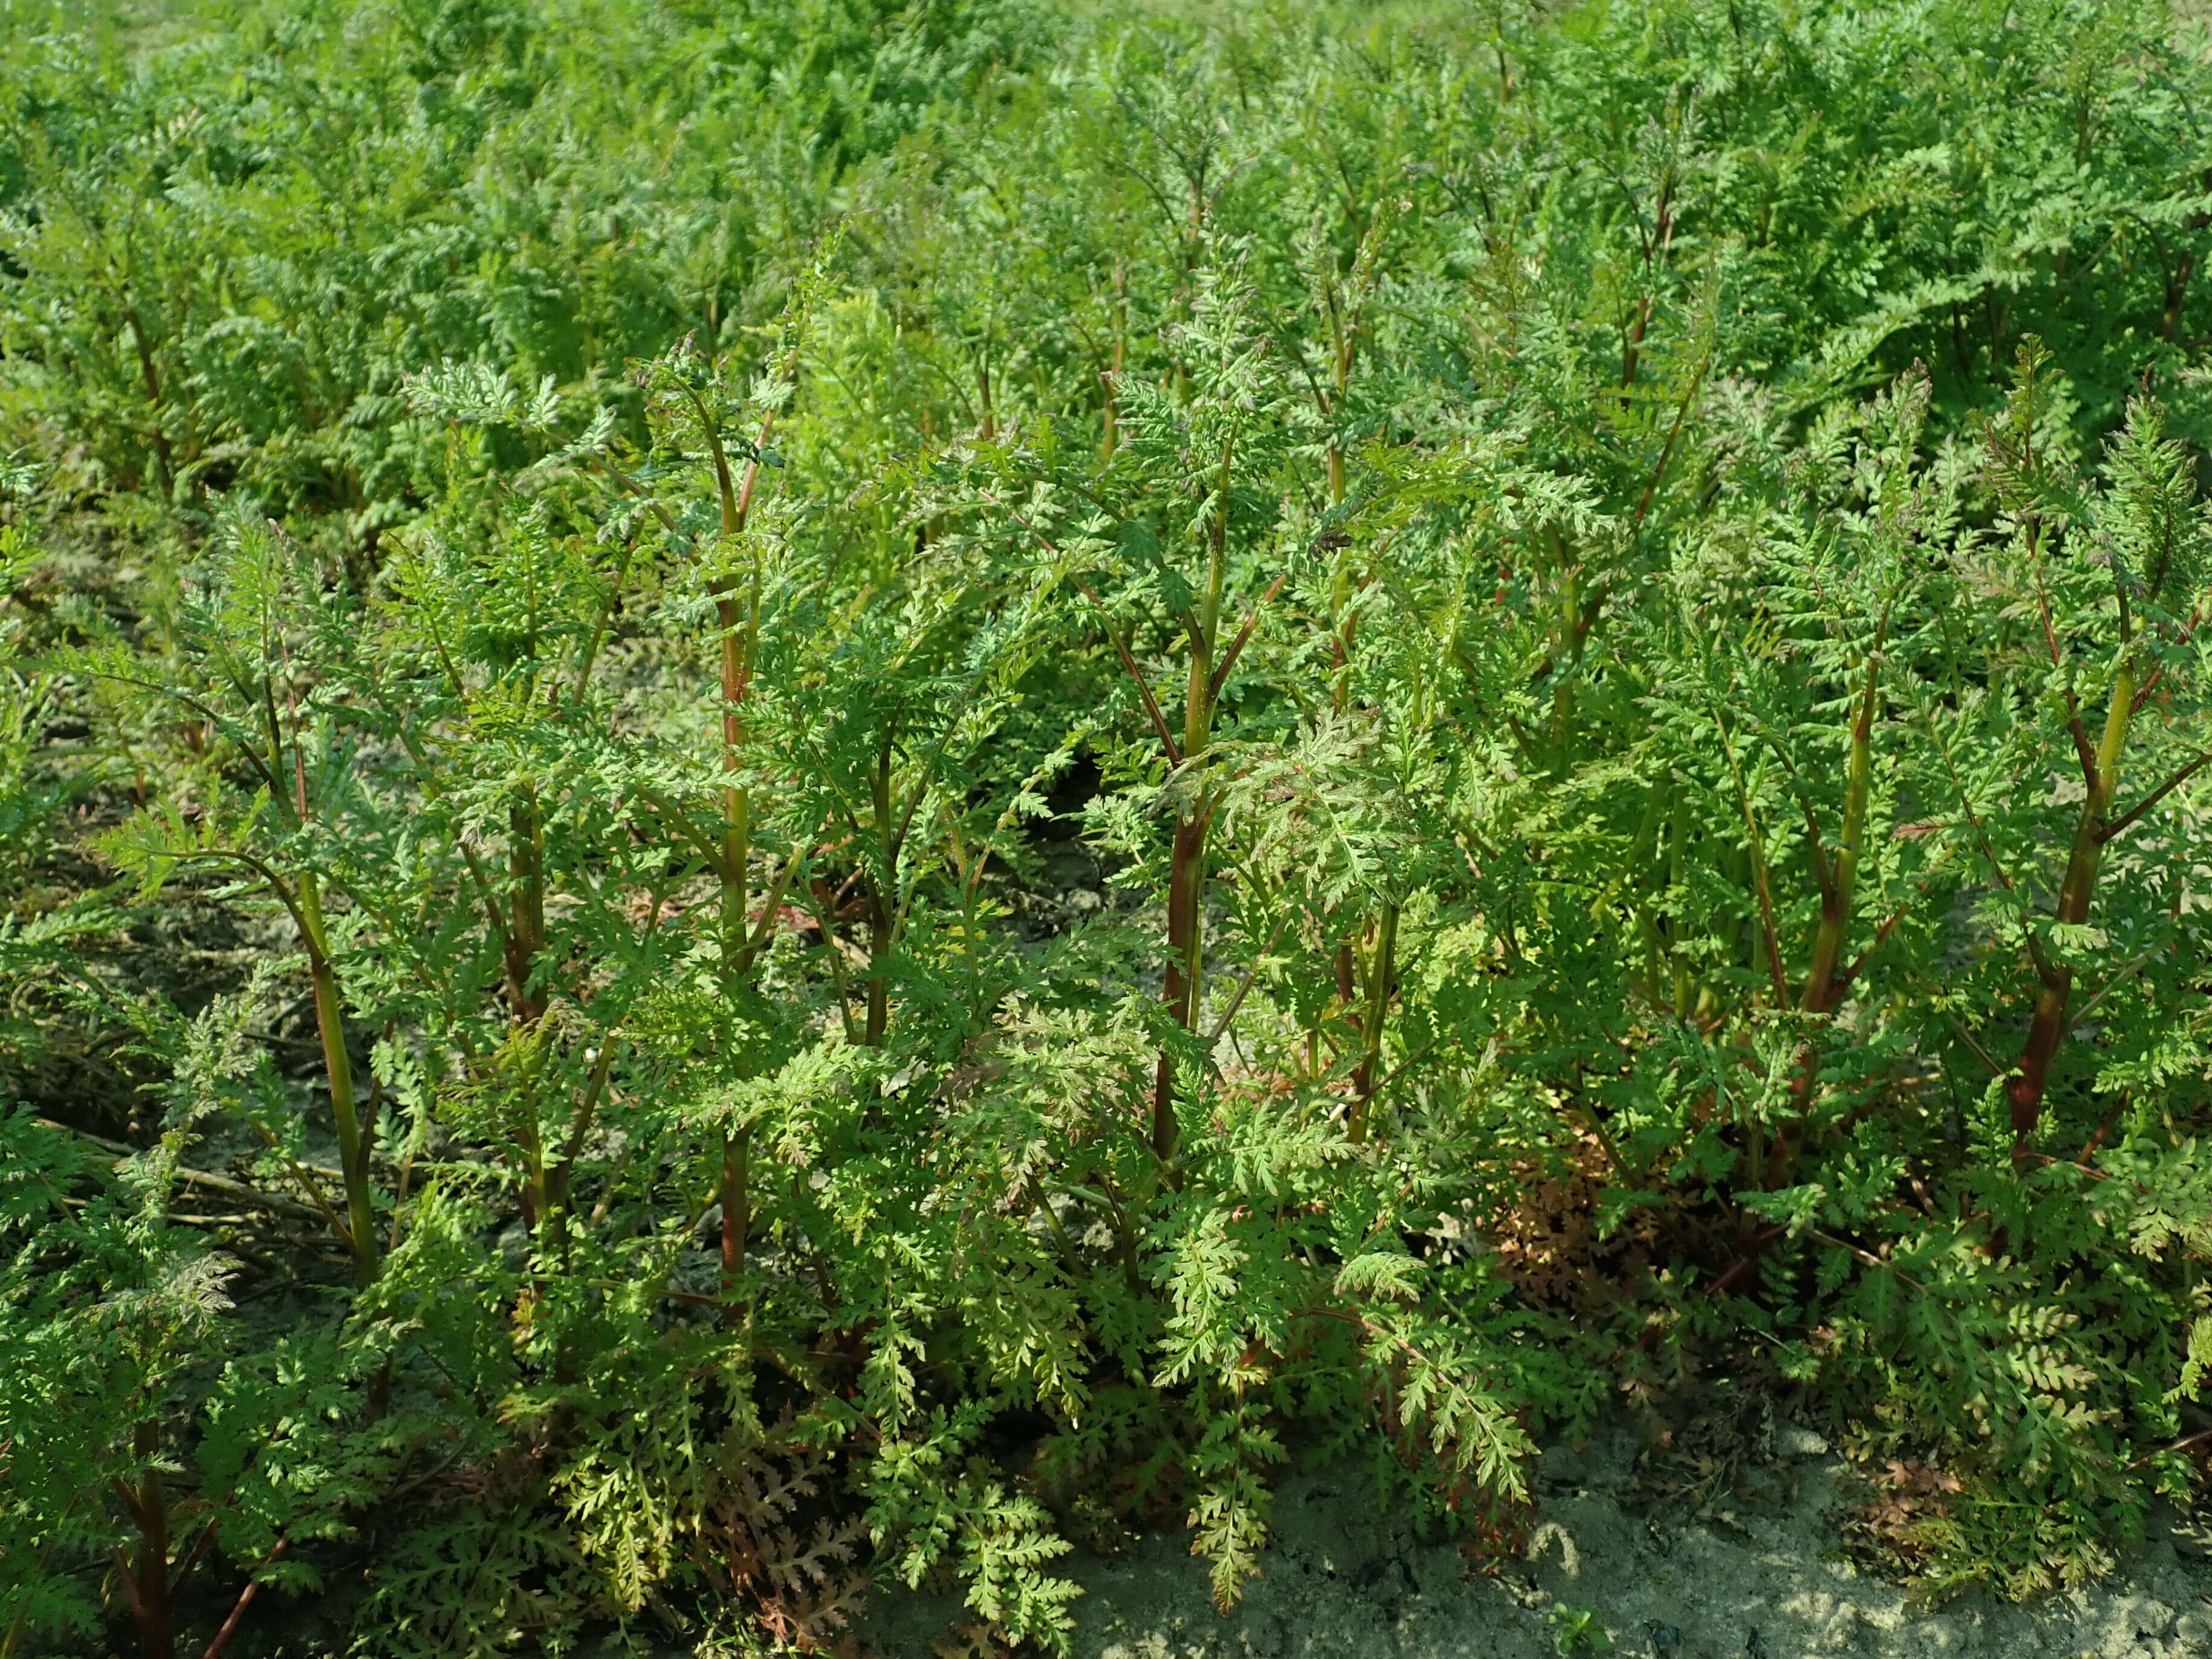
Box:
[866, 1417, 2212, 1659]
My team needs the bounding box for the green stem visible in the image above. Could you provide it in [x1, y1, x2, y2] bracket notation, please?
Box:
[1346, 904, 1398, 1145]
[1667, 787, 1691, 1018]
[1153, 463, 1231, 1173]
[1771, 630, 1886, 1187]
[719, 1128, 750, 1326]
[120, 1419, 174, 1659]
[300, 871, 378, 1288]
[1548, 527, 1579, 752]
[1803, 641, 1883, 1015]
[2010, 660, 2135, 1143]
[707, 401, 770, 1322]
[1155, 804, 1210, 1169]
[864, 739, 894, 1047]
[504, 787, 550, 1230]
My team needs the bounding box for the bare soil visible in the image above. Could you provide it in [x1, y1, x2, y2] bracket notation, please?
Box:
[866, 1417, 2212, 1659]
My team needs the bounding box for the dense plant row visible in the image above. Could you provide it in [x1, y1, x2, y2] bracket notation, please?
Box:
[8, 0, 2212, 1652]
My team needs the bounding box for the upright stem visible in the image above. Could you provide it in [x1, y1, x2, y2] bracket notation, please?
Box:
[719, 1129, 750, 1313]
[1346, 904, 1398, 1144]
[1667, 792, 1691, 1019]
[978, 333, 996, 443]
[1153, 461, 1231, 1172]
[300, 871, 378, 1288]
[1803, 644, 1883, 1015]
[1769, 641, 1883, 1187]
[1325, 307, 1349, 511]
[505, 789, 549, 1230]
[124, 307, 174, 491]
[713, 586, 752, 1314]
[543, 1039, 617, 1245]
[1103, 262, 1126, 459]
[2010, 661, 2135, 1144]
[1546, 527, 1581, 755]
[122, 1419, 174, 1659]
[1328, 420, 1360, 1008]
[704, 396, 768, 1322]
[864, 740, 895, 1047]
[1155, 807, 1210, 1169]
[502, 789, 549, 1024]
[716, 590, 753, 976]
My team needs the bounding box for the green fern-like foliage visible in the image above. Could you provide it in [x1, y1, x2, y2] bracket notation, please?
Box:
[7, 0, 2212, 1650]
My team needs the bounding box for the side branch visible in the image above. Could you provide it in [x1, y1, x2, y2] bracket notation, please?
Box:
[2098, 748, 2212, 845]
[1072, 576, 1183, 762]
[1208, 570, 1288, 701]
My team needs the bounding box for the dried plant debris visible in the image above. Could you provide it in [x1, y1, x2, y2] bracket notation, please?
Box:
[693, 1430, 869, 1654]
[1624, 1383, 1785, 1528]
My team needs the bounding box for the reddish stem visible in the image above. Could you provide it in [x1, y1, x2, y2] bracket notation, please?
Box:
[200, 1541, 285, 1659]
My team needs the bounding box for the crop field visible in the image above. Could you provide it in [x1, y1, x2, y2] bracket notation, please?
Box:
[6, 0, 2212, 1654]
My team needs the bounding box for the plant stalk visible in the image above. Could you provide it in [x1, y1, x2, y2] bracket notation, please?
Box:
[1346, 904, 1399, 1144]
[118, 1419, 174, 1659]
[704, 394, 770, 1320]
[865, 740, 894, 1047]
[299, 871, 379, 1288]
[1152, 459, 1231, 1171]
[2011, 661, 2135, 1143]
[1803, 638, 1885, 1015]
